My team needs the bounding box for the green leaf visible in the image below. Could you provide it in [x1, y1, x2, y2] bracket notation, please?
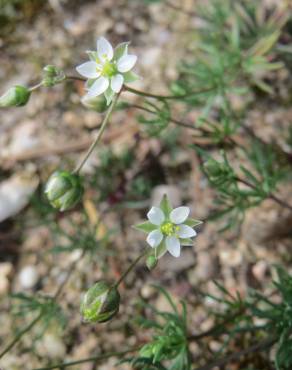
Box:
[123, 71, 140, 83]
[159, 194, 173, 217]
[184, 218, 203, 227]
[253, 79, 274, 94]
[133, 221, 157, 233]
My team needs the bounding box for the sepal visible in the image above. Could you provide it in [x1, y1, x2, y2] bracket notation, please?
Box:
[159, 194, 173, 218]
[133, 221, 157, 234]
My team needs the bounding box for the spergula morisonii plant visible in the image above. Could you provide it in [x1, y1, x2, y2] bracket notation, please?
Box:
[1, 1, 292, 368]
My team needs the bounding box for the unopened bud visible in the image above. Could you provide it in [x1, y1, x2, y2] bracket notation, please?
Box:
[0, 85, 30, 108]
[80, 280, 120, 323]
[45, 171, 84, 211]
[43, 65, 59, 77]
[42, 65, 65, 87]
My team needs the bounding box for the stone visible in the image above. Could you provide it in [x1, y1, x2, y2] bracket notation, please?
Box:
[18, 265, 39, 289]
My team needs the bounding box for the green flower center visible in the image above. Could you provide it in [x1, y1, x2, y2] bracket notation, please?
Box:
[160, 222, 179, 236]
[98, 60, 117, 77]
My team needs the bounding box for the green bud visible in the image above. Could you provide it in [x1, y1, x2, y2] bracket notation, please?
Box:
[81, 95, 108, 113]
[42, 65, 65, 87]
[80, 280, 120, 323]
[0, 85, 31, 108]
[146, 255, 158, 270]
[43, 65, 59, 77]
[45, 171, 84, 211]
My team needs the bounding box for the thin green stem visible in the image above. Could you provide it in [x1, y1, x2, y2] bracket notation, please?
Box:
[33, 347, 139, 370]
[73, 93, 120, 174]
[0, 311, 43, 359]
[114, 249, 147, 288]
[64, 75, 214, 100]
[235, 176, 292, 212]
[130, 103, 202, 132]
[29, 82, 43, 92]
[130, 103, 225, 139]
[124, 85, 214, 100]
[65, 75, 86, 82]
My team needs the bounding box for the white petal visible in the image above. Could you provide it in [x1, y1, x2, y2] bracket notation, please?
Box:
[87, 76, 109, 97]
[147, 207, 165, 226]
[166, 236, 181, 257]
[170, 207, 190, 224]
[76, 61, 101, 79]
[117, 54, 137, 73]
[146, 230, 163, 248]
[97, 37, 113, 61]
[178, 224, 197, 238]
[111, 74, 124, 93]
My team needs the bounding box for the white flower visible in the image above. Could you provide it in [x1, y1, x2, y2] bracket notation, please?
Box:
[76, 37, 138, 105]
[134, 195, 201, 259]
[146, 205, 196, 257]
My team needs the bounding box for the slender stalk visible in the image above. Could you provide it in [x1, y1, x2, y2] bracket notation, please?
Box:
[29, 82, 43, 92]
[0, 312, 43, 359]
[114, 250, 147, 288]
[65, 75, 213, 100]
[33, 347, 139, 370]
[124, 85, 213, 100]
[131, 103, 203, 133]
[236, 176, 292, 212]
[65, 75, 85, 82]
[73, 93, 120, 174]
[130, 103, 236, 143]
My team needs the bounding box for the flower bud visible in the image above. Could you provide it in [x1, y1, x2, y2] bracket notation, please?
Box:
[80, 280, 120, 323]
[146, 255, 158, 270]
[45, 171, 84, 211]
[43, 65, 59, 77]
[42, 65, 65, 87]
[0, 85, 30, 108]
[81, 95, 108, 113]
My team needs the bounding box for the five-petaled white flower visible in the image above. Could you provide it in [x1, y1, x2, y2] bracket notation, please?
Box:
[76, 37, 138, 105]
[134, 195, 202, 258]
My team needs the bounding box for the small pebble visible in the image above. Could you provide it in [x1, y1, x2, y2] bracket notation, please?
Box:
[18, 265, 39, 289]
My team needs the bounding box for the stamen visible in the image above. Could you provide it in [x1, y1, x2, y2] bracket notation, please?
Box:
[161, 222, 177, 236]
